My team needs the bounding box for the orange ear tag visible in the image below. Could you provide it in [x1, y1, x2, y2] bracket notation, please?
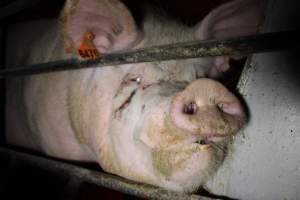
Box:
[77, 31, 101, 60]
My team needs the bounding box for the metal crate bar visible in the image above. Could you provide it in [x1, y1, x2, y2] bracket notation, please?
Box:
[0, 147, 203, 200]
[0, 30, 299, 78]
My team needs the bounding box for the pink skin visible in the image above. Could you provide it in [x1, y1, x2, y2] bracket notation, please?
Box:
[6, 0, 261, 192]
[63, 0, 141, 53]
[195, 0, 263, 77]
[170, 79, 245, 142]
[133, 79, 245, 191]
[139, 79, 245, 149]
[63, 0, 262, 77]
[61, 0, 254, 191]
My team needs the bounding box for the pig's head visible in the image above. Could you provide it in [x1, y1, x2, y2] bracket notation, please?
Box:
[61, 0, 261, 192]
[100, 76, 245, 192]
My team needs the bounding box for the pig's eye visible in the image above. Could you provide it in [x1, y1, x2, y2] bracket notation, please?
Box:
[183, 101, 198, 115]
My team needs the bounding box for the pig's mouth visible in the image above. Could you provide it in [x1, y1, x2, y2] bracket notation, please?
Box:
[196, 135, 226, 144]
[197, 138, 217, 145]
[195, 136, 227, 153]
[197, 139, 209, 145]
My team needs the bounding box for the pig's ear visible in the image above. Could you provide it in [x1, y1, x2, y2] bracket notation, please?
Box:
[194, 0, 263, 77]
[61, 0, 140, 54]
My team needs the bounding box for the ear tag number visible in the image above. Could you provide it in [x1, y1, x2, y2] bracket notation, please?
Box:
[77, 31, 101, 60]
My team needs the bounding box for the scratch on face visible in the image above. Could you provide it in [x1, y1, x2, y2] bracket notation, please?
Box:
[115, 74, 141, 97]
[114, 88, 137, 119]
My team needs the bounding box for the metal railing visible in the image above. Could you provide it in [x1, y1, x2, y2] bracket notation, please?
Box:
[0, 30, 299, 78]
[0, 147, 203, 200]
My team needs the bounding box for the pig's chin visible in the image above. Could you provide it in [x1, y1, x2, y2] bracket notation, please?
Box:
[153, 145, 225, 192]
[146, 117, 228, 192]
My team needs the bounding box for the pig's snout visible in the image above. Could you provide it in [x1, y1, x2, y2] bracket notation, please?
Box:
[170, 79, 245, 140]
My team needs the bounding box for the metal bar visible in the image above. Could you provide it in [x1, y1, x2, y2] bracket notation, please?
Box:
[0, 30, 299, 78]
[0, 147, 202, 200]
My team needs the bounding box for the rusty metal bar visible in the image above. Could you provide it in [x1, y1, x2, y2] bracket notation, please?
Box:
[0, 147, 203, 200]
[0, 30, 299, 78]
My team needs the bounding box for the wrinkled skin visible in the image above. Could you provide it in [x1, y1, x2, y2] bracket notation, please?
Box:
[6, 0, 262, 192]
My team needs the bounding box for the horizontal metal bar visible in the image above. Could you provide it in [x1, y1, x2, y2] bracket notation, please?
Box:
[0, 147, 202, 200]
[0, 30, 299, 78]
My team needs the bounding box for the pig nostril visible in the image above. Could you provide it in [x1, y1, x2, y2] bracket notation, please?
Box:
[217, 102, 242, 116]
[183, 101, 198, 115]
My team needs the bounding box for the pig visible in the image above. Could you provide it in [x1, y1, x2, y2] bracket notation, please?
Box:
[5, 0, 262, 192]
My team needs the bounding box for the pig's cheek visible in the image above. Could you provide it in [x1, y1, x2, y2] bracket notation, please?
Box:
[139, 116, 192, 149]
[139, 120, 164, 149]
